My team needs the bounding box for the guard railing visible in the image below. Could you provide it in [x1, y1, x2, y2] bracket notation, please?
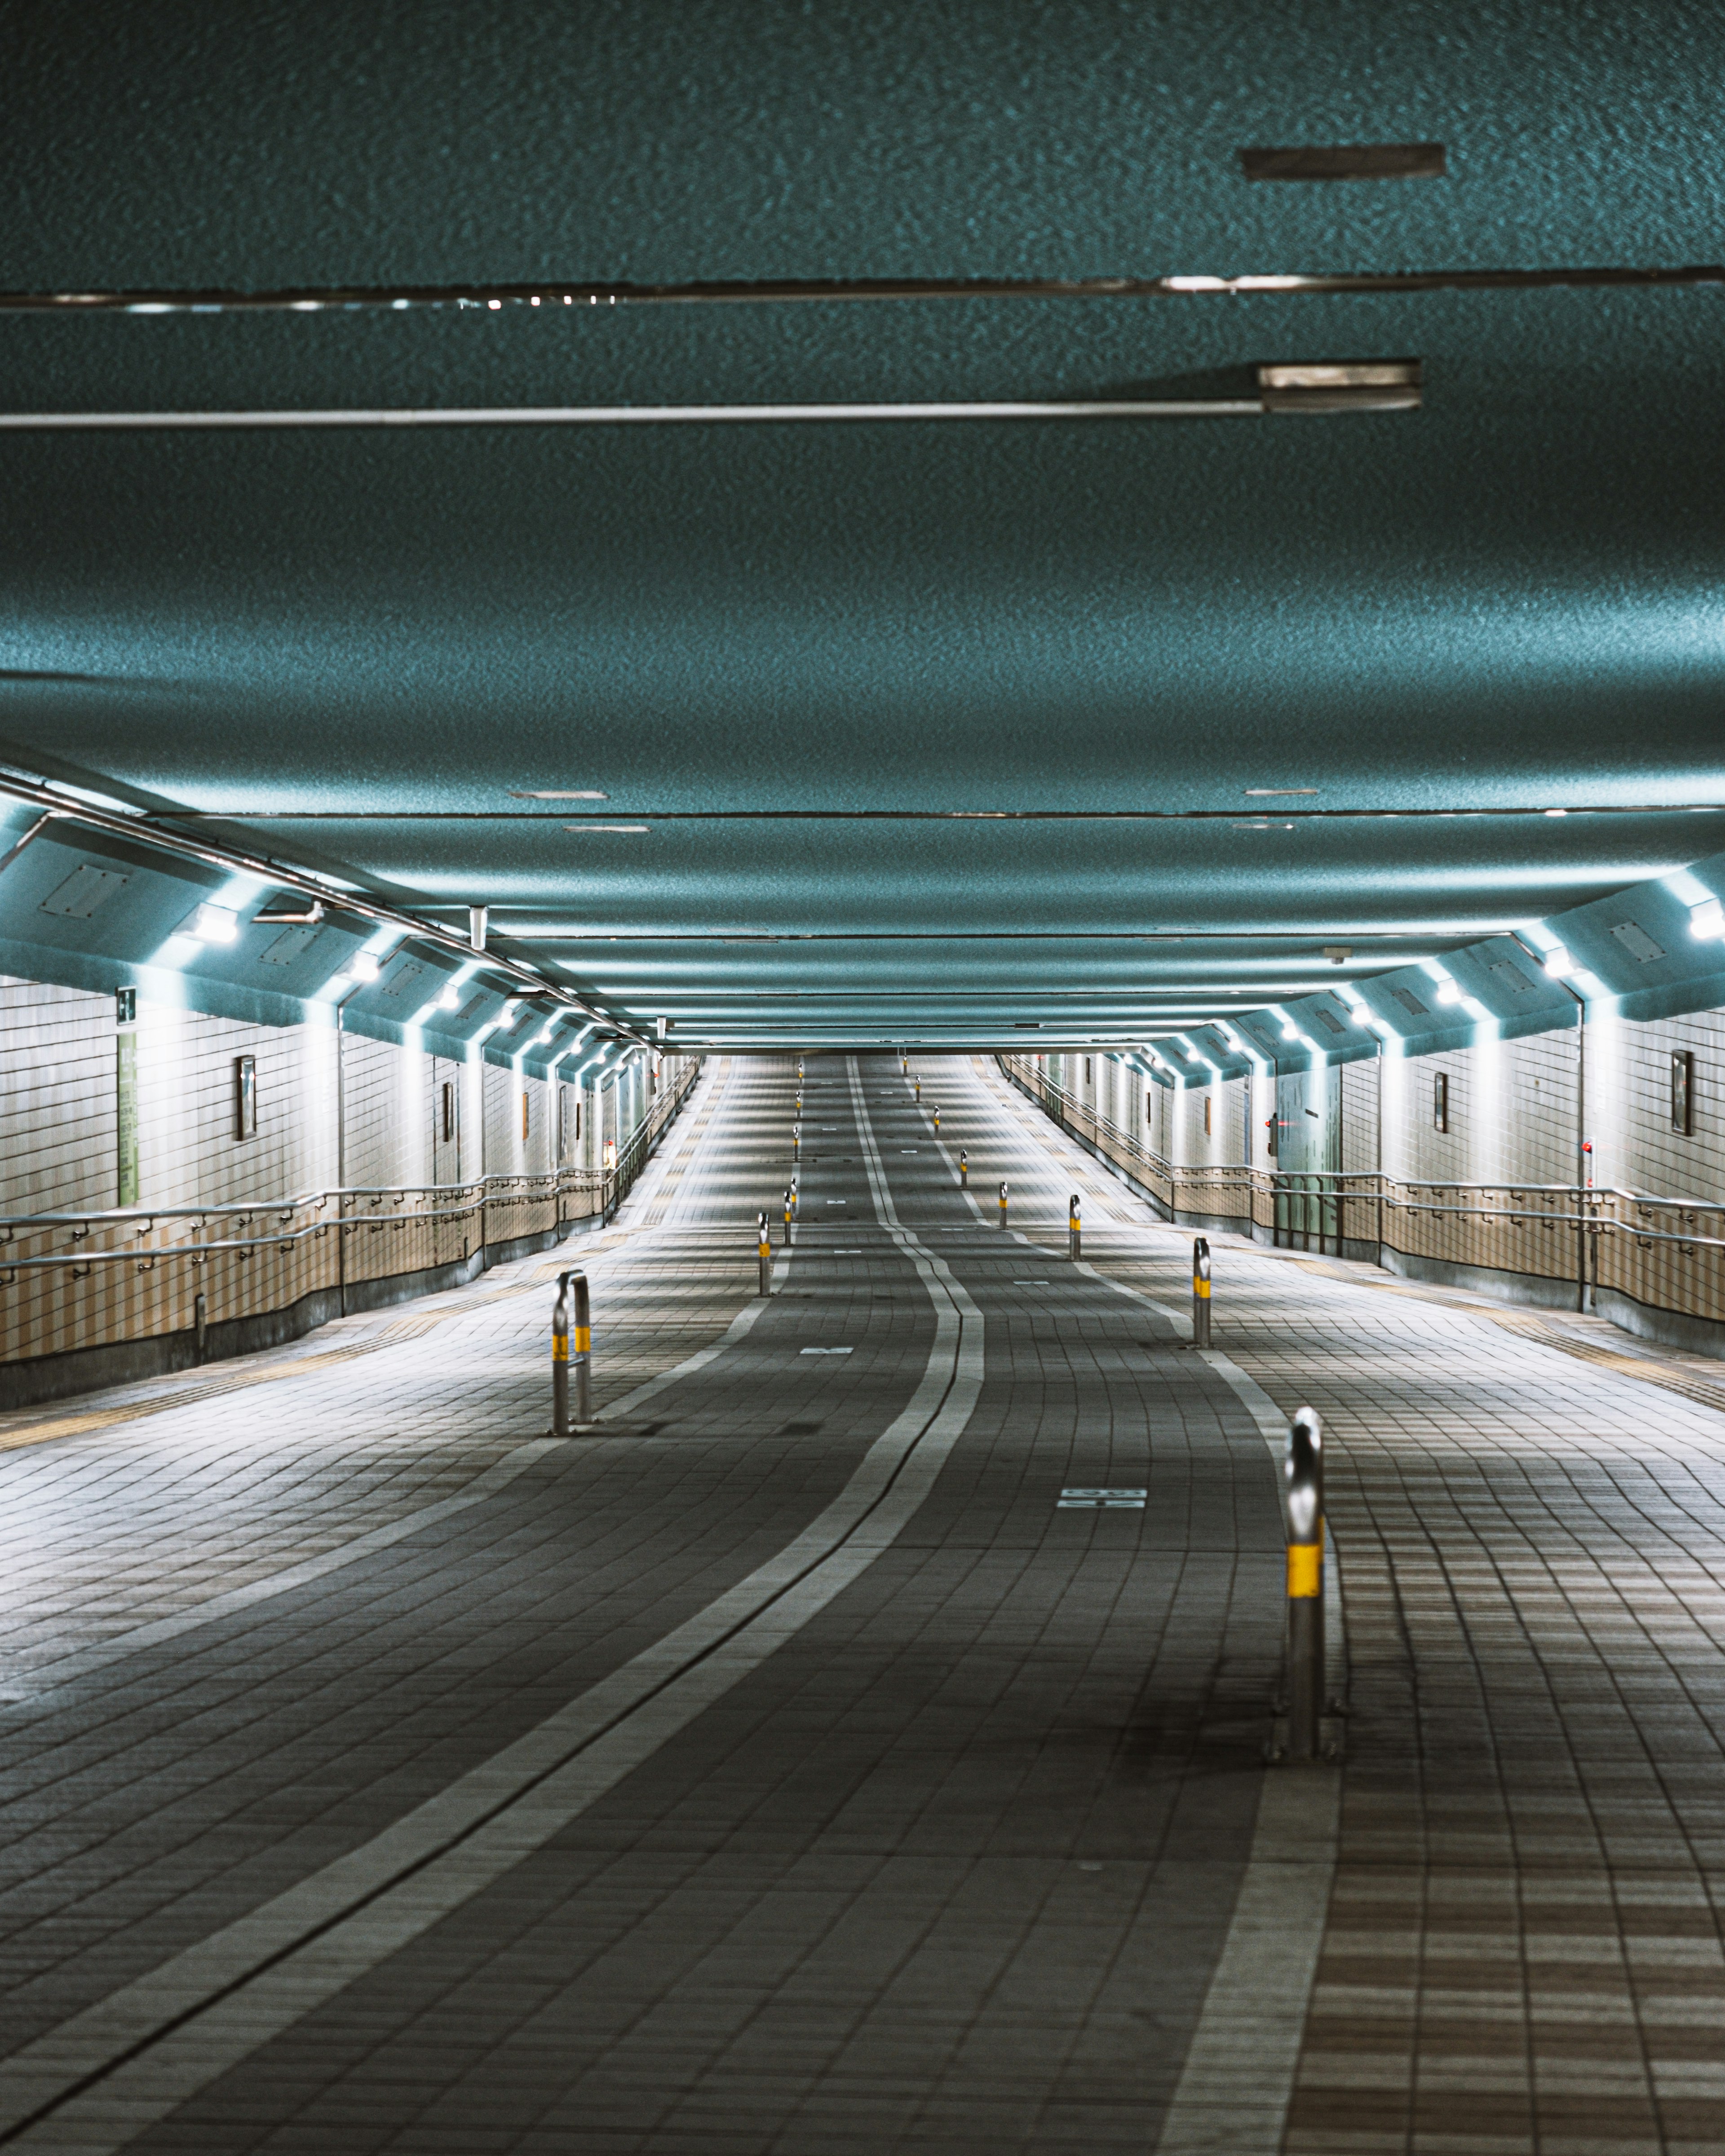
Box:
[997, 1052, 1725, 1330]
[0, 1059, 700, 1370]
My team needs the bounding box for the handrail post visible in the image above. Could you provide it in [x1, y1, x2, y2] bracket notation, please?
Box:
[1285, 1405, 1324, 1760]
[1192, 1236, 1211, 1347]
[1068, 1193, 1081, 1262]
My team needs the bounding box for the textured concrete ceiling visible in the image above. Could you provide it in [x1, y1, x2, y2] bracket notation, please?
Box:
[2, 0, 1722, 1047]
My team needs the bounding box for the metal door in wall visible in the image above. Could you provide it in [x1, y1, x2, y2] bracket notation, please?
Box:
[1274, 1063, 1343, 1250]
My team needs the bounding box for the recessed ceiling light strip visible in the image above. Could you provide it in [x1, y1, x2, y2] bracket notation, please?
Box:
[170, 801, 1725, 822]
[0, 263, 1718, 313]
[0, 771, 646, 1043]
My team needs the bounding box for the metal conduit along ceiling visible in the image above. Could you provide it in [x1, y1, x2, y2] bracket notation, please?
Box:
[2, 0, 1723, 1050]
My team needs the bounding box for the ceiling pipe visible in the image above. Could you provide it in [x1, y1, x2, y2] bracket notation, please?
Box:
[0, 772, 650, 1047]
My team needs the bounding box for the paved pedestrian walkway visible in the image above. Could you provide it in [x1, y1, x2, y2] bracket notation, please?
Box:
[0, 1055, 1720, 2151]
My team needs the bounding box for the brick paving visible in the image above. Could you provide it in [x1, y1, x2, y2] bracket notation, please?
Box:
[984, 1059, 1725, 2156]
[2, 1054, 1721, 2149]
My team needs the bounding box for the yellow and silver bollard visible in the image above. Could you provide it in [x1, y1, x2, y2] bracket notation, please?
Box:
[1192, 1236, 1212, 1348]
[793, 1121, 801, 1161]
[1068, 1193, 1081, 1262]
[959, 1149, 968, 1188]
[550, 1272, 571, 1436]
[998, 1178, 1008, 1229]
[790, 1173, 799, 1215]
[551, 1269, 593, 1433]
[1285, 1406, 1324, 1760]
[758, 1210, 772, 1296]
[915, 1077, 921, 1102]
[932, 1105, 940, 1132]
[783, 1185, 792, 1238]
[572, 1270, 592, 1425]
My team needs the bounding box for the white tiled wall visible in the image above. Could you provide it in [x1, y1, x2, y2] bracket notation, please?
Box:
[1340, 1057, 1380, 1175]
[0, 970, 689, 1222]
[1618, 1009, 1725, 1201]
[0, 977, 115, 1212]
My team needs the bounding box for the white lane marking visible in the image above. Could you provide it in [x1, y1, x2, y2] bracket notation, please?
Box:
[800, 1347, 853, 1356]
[5, 1238, 774, 1712]
[594, 1293, 772, 1422]
[967, 1056, 1342, 2156]
[2, 1444, 559, 1710]
[0, 1066, 985, 2152]
[1152, 1767, 1340, 2155]
[825, 1198, 846, 1205]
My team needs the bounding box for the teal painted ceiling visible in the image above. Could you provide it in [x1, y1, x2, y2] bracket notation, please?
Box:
[3, 0, 1724, 1048]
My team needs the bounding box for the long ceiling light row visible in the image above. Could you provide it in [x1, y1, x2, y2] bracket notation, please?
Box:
[0, 772, 648, 1046]
[0, 265, 1717, 314]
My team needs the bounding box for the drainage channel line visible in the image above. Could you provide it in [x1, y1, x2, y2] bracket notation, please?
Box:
[0, 1064, 983, 2152]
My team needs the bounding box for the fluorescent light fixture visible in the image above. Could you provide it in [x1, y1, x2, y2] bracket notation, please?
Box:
[565, 823, 650, 834]
[511, 790, 608, 800]
[1244, 789, 1319, 797]
[188, 902, 239, 945]
[347, 950, 380, 983]
[1434, 978, 1462, 1006]
[438, 983, 460, 1010]
[1543, 946, 1575, 979]
[1257, 359, 1422, 412]
[1690, 898, 1725, 941]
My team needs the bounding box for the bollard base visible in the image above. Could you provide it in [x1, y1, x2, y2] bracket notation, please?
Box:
[1265, 1711, 1347, 1764]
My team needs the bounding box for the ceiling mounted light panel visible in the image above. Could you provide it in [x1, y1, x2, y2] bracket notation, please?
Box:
[1259, 360, 1422, 412]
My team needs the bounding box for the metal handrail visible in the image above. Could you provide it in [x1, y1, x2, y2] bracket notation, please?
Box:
[0, 1061, 699, 1265]
[0, 1171, 607, 1237]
